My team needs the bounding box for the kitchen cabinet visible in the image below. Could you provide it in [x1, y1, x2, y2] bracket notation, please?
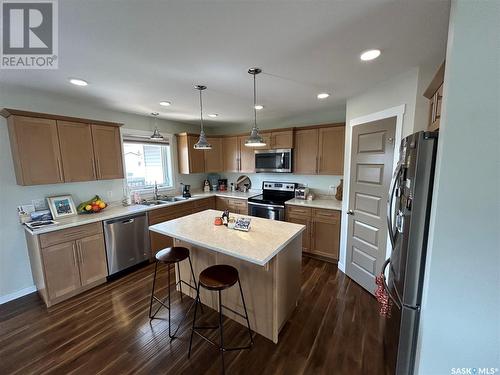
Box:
[252, 130, 293, 150]
[91, 124, 124, 180]
[177, 133, 205, 174]
[318, 126, 345, 175]
[270, 130, 294, 149]
[57, 121, 96, 182]
[294, 128, 319, 174]
[28, 222, 107, 307]
[216, 196, 247, 214]
[1, 109, 124, 186]
[238, 136, 255, 173]
[424, 61, 445, 131]
[77, 234, 108, 286]
[204, 137, 223, 172]
[222, 136, 240, 172]
[42, 241, 81, 300]
[286, 208, 311, 252]
[310, 209, 340, 261]
[294, 125, 345, 175]
[286, 205, 340, 262]
[148, 201, 196, 256]
[5, 115, 63, 185]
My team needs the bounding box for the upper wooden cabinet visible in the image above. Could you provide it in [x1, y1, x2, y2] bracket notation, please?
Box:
[424, 61, 445, 132]
[238, 136, 255, 173]
[6, 116, 64, 185]
[222, 136, 239, 172]
[294, 125, 345, 175]
[318, 126, 345, 175]
[58, 121, 96, 182]
[91, 125, 124, 180]
[1, 109, 124, 186]
[270, 130, 294, 149]
[177, 133, 205, 174]
[254, 130, 293, 150]
[204, 137, 223, 173]
[294, 128, 319, 174]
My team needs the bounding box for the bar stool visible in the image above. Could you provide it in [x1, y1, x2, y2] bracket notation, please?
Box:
[188, 264, 253, 374]
[149, 246, 200, 339]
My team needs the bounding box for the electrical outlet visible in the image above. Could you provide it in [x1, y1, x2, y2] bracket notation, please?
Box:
[329, 185, 336, 190]
[107, 190, 113, 201]
[32, 199, 47, 211]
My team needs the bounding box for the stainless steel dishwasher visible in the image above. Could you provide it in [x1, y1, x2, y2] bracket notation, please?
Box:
[103, 212, 150, 276]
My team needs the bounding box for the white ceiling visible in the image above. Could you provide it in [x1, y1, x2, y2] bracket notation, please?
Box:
[0, 0, 450, 127]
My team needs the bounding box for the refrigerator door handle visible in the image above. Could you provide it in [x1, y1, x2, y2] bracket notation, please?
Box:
[387, 164, 403, 249]
[381, 258, 402, 309]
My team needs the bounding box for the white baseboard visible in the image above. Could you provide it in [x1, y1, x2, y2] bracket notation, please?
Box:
[337, 262, 346, 273]
[0, 285, 37, 305]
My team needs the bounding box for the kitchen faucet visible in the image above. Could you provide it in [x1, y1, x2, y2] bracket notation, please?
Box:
[153, 181, 159, 200]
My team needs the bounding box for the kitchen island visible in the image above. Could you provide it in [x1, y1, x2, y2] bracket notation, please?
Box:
[149, 209, 305, 343]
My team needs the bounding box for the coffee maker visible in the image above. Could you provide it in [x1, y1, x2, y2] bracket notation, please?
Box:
[181, 183, 191, 198]
[218, 179, 228, 192]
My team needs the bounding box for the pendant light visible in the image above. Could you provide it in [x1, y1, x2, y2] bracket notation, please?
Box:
[245, 67, 266, 147]
[193, 85, 212, 150]
[149, 112, 164, 141]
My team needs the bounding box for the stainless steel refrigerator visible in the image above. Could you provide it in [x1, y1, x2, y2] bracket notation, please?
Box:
[383, 131, 438, 375]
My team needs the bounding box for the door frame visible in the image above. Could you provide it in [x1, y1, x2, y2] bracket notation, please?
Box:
[338, 104, 406, 273]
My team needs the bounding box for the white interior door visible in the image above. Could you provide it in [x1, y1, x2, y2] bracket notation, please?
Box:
[345, 117, 396, 294]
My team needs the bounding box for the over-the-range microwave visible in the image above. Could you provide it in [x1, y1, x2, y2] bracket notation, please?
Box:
[254, 149, 292, 173]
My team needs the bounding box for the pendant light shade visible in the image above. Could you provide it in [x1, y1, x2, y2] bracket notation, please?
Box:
[245, 68, 266, 147]
[149, 112, 164, 141]
[193, 85, 212, 150]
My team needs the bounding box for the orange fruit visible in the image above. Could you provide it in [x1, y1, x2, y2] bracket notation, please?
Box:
[98, 202, 106, 209]
[85, 205, 92, 211]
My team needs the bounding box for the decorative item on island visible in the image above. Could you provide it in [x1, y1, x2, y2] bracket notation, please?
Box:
[76, 195, 108, 214]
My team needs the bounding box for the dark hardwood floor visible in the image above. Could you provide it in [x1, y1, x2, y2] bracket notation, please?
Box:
[0, 257, 388, 375]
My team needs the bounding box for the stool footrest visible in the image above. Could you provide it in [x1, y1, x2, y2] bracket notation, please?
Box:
[193, 329, 253, 352]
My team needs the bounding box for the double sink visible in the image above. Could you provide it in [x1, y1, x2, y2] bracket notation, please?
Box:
[140, 196, 190, 206]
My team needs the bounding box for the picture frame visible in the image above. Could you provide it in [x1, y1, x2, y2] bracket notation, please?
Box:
[46, 195, 77, 219]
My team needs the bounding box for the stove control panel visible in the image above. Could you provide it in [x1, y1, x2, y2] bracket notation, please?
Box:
[262, 181, 296, 191]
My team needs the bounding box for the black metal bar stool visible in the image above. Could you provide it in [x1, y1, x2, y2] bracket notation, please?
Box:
[188, 264, 253, 374]
[149, 246, 200, 339]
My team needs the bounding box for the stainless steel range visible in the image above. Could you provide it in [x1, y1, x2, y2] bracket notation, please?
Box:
[247, 181, 297, 221]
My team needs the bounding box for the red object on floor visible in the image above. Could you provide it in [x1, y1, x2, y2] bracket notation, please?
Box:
[375, 275, 393, 318]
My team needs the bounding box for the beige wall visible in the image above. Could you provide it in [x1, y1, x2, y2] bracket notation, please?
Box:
[0, 85, 204, 301]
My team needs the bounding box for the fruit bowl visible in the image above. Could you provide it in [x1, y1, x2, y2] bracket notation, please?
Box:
[77, 195, 108, 214]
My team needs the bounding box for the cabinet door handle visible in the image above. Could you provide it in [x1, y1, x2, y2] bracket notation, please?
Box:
[318, 156, 322, 173]
[315, 156, 319, 173]
[77, 241, 83, 264]
[72, 243, 77, 267]
[91, 158, 97, 179]
[95, 158, 101, 179]
[56, 158, 64, 181]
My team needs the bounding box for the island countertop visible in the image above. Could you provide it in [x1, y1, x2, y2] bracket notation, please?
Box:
[149, 209, 305, 266]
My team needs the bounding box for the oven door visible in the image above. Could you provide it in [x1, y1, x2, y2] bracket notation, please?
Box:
[255, 149, 292, 173]
[248, 202, 285, 221]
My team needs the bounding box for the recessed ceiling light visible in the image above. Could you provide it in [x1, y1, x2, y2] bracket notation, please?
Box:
[360, 49, 381, 61]
[317, 93, 330, 99]
[69, 78, 88, 86]
[208, 114, 218, 118]
[159, 101, 171, 107]
[254, 105, 264, 110]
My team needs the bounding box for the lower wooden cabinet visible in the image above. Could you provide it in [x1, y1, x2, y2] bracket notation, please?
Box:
[286, 205, 340, 262]
[28, 222, 108, 307]
[148, 197, 215, 257]
[77, 234, 108, 286]
[215, 196, 248, 214]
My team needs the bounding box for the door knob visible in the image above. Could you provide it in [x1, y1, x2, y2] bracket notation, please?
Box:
[347, 209, 354, 215]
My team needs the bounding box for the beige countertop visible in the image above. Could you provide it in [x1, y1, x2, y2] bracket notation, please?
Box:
[24, 191, 259, 235]
[285, 198, 343, 211]
[149, 209, 305, 266]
